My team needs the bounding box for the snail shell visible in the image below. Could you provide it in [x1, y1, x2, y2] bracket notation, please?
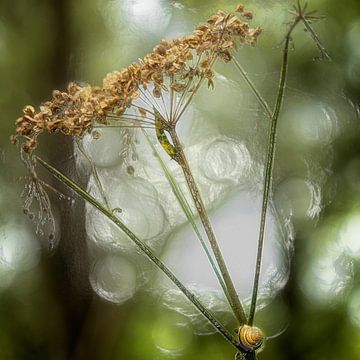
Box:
[238, 324, 264, 351]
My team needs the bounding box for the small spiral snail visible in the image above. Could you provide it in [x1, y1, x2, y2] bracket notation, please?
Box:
[237, 324, 264, 351]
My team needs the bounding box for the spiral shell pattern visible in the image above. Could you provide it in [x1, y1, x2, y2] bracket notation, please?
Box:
[238, 324, 264, 351]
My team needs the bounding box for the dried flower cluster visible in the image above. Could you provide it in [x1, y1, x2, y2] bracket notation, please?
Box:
[11, 5, 261, 153]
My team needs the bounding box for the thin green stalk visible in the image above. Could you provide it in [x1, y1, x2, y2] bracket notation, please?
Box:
[75, 139, 112, 212]
[248, 17, 301, 326]
[301, 17, 331, 61]
[34, 155, 243, 352]
[232, 57, 273, 119]
[142, 129, 230, 301]
[169, 129, 248, 325]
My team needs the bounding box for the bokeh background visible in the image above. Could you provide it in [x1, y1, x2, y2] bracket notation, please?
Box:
[0, 0, 360, 359]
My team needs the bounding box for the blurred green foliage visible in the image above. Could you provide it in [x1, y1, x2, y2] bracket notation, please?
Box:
[0, 0, 360, 359]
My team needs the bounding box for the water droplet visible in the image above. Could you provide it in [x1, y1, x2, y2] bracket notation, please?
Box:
[199, 137, 251, 184]
[195, 73, 246, 122]
[338, 213, 360, 258]
[0, 222, 40, 275]
[90, 254, 137, 304]
[275, 178, 322, 220]
[86, 175, 166, 252]
[280, 99, 338, 147]
[80, 128, 127, 168]
[156, 191, 290, 332]
[301, 238, 353, 305]
[151, 310, 193, 357]
[160, 287, 234, 335]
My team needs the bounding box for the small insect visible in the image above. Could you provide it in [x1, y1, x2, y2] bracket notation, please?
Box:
[237, 324, 264, 351]
[153, 107, 177, 160]
[91, 130, 101, 140]
[126, 165, 135, 175]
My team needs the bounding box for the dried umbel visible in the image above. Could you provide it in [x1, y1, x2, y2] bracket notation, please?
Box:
[11, 4, 261, 153]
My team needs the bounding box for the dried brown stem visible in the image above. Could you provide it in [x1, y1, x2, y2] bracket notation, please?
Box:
[169, 127, 247, 325]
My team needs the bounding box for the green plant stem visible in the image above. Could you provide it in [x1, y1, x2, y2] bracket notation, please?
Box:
[144, 131, 254, 358]
[232, 57, 273, 119]
[34, 155, 244, 352]
[142, 129, 230, 299]
[169, 129, 248, 326]
[75, 139, 112, 212]
[248, 17, 301, 326]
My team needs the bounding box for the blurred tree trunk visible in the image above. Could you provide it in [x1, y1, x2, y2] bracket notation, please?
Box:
[45, 1, 93, 359]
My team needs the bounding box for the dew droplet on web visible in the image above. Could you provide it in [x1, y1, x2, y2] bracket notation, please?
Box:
[90, 254, 138, 304]
[159, 287, 234, 335]
[121, 0, 172, 35]
[275, 177, 322, 221]
[154, 190, 291, 332]
[279, 98, 339, 147]
[199, 137, 252, 184]
[86, 175, 167, 253]
[250, 295, 290, 342]
[301, 235, 353, 305]
[151, 309, 193, 356]
[0, 221, 40, 286]
[79, 128, 127, 168]
[195, 73, 247, 122]
[338, 212, 360, 258]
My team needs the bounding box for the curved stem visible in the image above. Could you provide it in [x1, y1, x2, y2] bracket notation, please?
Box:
[169, 129, 248, 325]
[232, 57, 273, 119]
[248, 17, 300, 326]
[34, 155, 243, 352]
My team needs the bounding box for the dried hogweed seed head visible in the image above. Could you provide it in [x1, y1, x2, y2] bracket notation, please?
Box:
[11, 4, 261, 152]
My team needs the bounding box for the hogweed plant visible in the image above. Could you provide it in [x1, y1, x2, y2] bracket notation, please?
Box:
[11, 2, 330, 359]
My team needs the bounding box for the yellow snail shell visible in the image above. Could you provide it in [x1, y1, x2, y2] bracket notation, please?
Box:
[238, 324, 264, 351]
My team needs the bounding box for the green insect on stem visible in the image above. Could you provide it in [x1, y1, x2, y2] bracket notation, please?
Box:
[154, 108, 177, 160]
